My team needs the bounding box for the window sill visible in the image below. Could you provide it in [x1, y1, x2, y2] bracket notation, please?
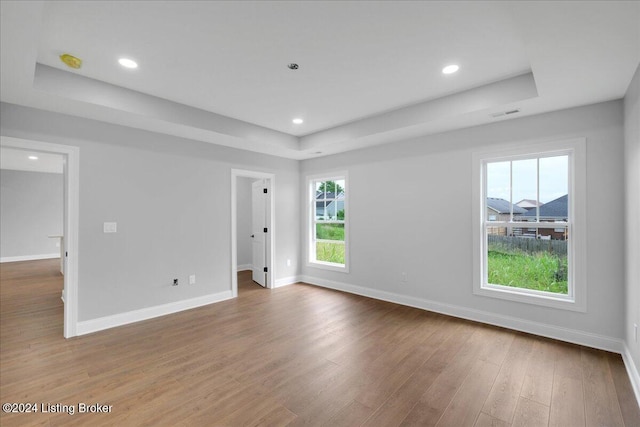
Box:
[307, 260, 349, 273]
[473, 284, 586, 312]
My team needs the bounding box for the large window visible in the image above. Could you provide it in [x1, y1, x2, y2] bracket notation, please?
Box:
[308, 174, 348, 271]
[472, 139, 586, 311]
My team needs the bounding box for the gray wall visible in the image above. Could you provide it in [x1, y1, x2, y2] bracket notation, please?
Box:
[236, 177, 254, 268]
[0, 96, 634, 367]
[0, 169, 63, 259]
[301, 100, 625, 341]
[624, 65, 640, 376]
[0, 103, 300, 321]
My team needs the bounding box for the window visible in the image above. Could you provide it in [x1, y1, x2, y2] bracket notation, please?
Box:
[308, 174, 348, 271]
[472, 139, 586, 311]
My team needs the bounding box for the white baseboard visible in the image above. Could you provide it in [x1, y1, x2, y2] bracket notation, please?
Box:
[622, 344, 640, 407]
[237, 264, 252, 271]
[76, 290, 233, 336]
[299, 275, 624, 354]
[0, 253, 59, 263]
[274, 275, 301, 288]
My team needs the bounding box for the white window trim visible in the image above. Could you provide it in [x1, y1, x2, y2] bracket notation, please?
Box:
[307, 172, 349, 273]
[472, 138, 587, 312]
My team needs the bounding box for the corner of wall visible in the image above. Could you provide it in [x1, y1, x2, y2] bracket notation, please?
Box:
[623, 62, 640, 406]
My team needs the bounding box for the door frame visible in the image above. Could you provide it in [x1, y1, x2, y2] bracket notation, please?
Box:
[231, 169, 275, 296]
[0, 136, 80, 338]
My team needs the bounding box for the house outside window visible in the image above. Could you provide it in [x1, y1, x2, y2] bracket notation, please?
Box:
[308, 174, 348, 272]
[472, 139, 586, 311]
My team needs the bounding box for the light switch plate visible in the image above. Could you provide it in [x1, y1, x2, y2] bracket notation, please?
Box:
[103, 222, 117, 233]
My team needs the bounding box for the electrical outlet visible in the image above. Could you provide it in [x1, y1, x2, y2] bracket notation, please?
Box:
[400, 272, 407, 283]
[189, 275, 196, 285]
[103, 222, 117, 233]
[287, 259, 291, 267]
[173, 278, 178, 286]
[635, 323, 638, 342]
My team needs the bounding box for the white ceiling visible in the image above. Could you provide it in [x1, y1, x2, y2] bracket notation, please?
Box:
[1, 1, 638, 160]
[0, 146, 63, 174]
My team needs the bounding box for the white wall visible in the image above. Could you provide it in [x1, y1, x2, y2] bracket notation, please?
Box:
[301, 100, 625, 346]
[624, 65, 640, 382]
[236, 176, 254, 269]
[0, 102, 300, 321]
[0, 169, 63, 260]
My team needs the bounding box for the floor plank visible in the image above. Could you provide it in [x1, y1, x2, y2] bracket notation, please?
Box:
[481, 334, 534, 423]
[511, 397, 550, 427]
[435, 359, 501, 427]
[606, 352, 640, 427]
[323, 399, 373, 427]
[548, 375, 585, 427]
[474, 412, 511, 427]
[581, 348, 625, 427]
[520, 338, 556, 406]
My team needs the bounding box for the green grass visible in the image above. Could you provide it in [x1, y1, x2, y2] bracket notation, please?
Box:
[488, 250, 567, 294]
[315, 223, 345, 264]
[316, 223, 345, 240]
[316, 242, 345, 264]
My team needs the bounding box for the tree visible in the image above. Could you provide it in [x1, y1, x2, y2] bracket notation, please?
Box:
[318, 180, 343, 194]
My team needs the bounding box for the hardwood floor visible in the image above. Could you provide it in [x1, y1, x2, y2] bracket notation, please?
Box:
[1, 259, 638, 426]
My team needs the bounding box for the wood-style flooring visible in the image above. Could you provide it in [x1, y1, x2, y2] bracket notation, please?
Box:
[1, 259, 638, 426]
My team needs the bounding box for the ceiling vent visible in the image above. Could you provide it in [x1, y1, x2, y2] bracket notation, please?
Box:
[490, 109, 520, 118]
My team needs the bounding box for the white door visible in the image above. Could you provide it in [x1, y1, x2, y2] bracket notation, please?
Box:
[251, 179, 267, 287]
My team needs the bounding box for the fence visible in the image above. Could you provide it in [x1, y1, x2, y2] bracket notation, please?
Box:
[488, 234, 567, 256]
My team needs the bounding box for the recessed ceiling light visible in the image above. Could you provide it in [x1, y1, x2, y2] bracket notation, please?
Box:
[118, 58, 138, 69]
[292, 118, 304, 124]
[442, 64, 459, 74]
[28, 155, 38, 160]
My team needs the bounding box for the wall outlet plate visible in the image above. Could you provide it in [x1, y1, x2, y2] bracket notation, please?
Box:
[189, 275, 196, 285]
[103, 222, 117, 233]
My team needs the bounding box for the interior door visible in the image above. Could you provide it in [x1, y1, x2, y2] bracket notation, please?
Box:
[251, 179, 267, 287]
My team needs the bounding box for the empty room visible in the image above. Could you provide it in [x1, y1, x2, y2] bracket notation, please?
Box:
[1, 1, 639, 426]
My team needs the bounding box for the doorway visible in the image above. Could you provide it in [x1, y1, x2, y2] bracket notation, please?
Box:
[231, 169, 275, 297]
[0, 136, 79, 338]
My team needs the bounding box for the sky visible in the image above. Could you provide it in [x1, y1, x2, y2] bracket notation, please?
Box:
[486, 155, 568, 204]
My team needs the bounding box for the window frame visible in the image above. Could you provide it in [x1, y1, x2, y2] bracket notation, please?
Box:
[307, 172, 349, 272]
[472, 138, 587, 312]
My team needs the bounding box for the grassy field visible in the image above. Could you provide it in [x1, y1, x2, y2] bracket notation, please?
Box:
[316, 242, 345, 264]
[488, 250, 567, 294]
[316, 223, 345, 263]
[316, 223, 344, 240]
